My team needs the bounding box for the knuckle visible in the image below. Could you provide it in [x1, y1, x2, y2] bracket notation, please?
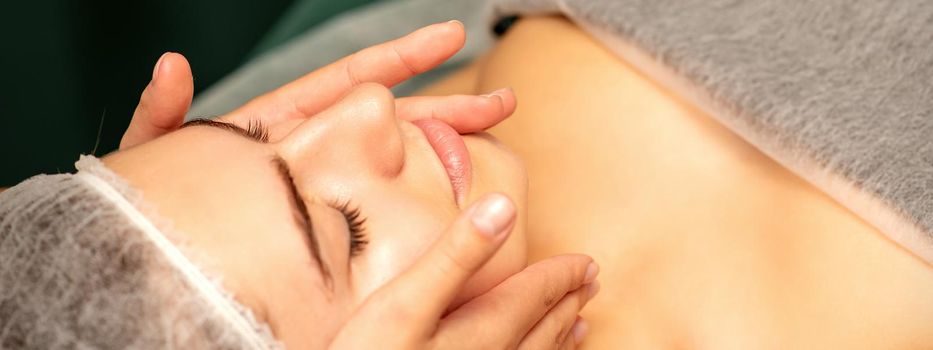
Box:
[343, 58, 363, 86]
[391, 43, 421, 75]
[556, 255, 590, 284]
[535, 310, 570, 349]
[546, 294, 585, 346]
[524, 265, 570, 309]
[542, 284, 561, 308]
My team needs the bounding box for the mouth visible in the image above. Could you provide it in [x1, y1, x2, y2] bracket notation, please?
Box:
[412, 119, 472, 206]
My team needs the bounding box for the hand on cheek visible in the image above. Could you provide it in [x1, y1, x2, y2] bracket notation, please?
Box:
[329, 193, 599, 349]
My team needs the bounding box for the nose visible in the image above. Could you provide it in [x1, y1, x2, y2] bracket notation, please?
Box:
[278, 83, 405, 178]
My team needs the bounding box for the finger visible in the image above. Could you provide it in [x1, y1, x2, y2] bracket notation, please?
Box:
[121, 52, 193, 149]
[229, 20, 466, 124]
[571, 318, 589, 348]
[256, 89, 518, 142]
[441, 254, 599, 347]
[328, 193, 516, 348]
[382, 193, 516, 321]
[395, 88, 517, 133]
[517, 284, 596, 350]
[559, 325, 577, 350]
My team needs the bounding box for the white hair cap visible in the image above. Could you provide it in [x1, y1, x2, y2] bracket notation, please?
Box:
[0, 155, 281, 349]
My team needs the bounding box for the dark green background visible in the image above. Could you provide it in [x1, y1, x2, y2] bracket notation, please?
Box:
[0, 0, 377, 186]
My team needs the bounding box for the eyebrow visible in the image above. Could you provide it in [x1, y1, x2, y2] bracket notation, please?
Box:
[181, 118, 270, 142]
[180, 118, 333, 286]
[272, 156, 333, 286]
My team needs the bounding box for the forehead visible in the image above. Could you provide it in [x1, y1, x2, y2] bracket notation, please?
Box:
[107, 123, 338, 311]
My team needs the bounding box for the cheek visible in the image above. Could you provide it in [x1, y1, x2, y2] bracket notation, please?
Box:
[448, 215, 527, 309]
[351, 204, 528, 310]
[350, 207, 448, 299]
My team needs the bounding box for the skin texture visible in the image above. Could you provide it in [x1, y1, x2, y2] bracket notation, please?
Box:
[104, 83, 528, 348]
[105, 16, 932, 349]
[418, 16, 933, 349]
[112, 22, 603, 348]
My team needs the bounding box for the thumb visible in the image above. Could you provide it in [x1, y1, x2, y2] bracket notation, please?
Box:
[387, 193, 516, 320]
[120, 52, 193, 149]
[330, 193, 516, 347]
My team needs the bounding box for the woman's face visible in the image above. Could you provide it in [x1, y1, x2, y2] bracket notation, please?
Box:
[103, 84, 528, 348]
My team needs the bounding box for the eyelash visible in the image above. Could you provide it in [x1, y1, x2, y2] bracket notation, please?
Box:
[246, 119, 271, 142]
[255, 116, 366, 257]
[336, 201, 368, 257]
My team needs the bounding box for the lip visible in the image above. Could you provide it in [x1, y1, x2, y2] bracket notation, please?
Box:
[412, 119, 472, 206]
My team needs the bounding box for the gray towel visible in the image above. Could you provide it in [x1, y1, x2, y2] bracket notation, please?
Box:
[492, 0, 933, 264]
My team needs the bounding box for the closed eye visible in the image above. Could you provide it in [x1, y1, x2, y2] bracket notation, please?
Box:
[335, 201, 368, 257]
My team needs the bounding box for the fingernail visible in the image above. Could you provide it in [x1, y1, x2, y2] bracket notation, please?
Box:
[584, 262, 599, 284]
[572, 319, 588, 345]
[447, 19, 464, 29]
[470, 193, 515, 238]
[481, 87, 511, 100]
[587, 280, 601, 301]
[152, 52, 169, 83]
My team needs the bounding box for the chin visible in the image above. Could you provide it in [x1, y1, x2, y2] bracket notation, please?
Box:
[463, 132, 528, 202]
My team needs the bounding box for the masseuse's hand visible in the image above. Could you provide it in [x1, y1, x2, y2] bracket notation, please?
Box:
[120, 52, 193, 149]
[121, 21, 516, 149]
[329, 193, 600, 349]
